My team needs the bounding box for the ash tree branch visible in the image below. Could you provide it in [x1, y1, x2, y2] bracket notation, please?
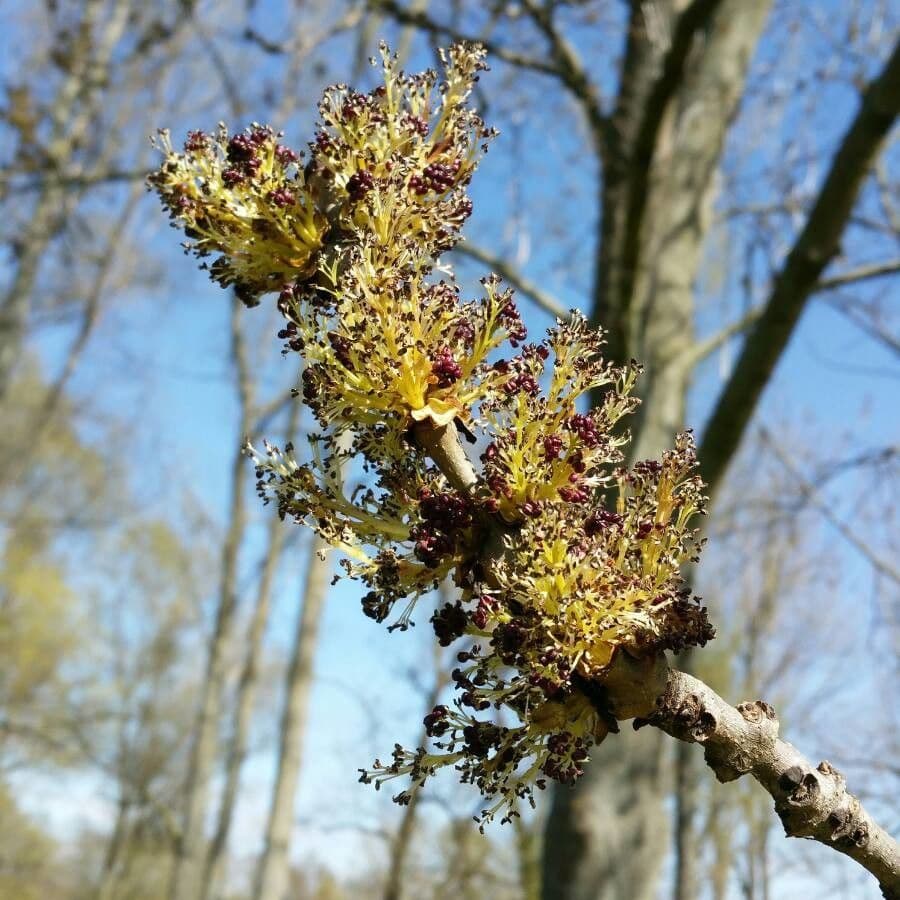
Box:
[826, 299, 900, 358]
[452, 242, 569, 320]
[698, 39, 900, 497]
[646, 669, 900, 899]
[518, 0, 613, 157]
[815, 259, 900, 292]
[413, 418, 900, 898]
[373, 0, 616, 155]
[684, 305, 765, 369]
[759, 427, 900, 586]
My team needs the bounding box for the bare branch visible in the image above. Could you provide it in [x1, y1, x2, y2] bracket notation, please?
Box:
[643, 668, 900, 898]
[411, 420, 479, 494]
[518, 0, 613, 155]
[698, 39, 900, 498]
[685, 258, 900, 369]
[370, 0, 560, 75]
[759, 428, 900, 587]
[2, 167, 148, 196]
[684, 305, 765, 369]
[815, 259, 900, 292]
[452, 243, 568, 320]
[826, 297, 900, 357]
[412, 420, 900, 897]
[243, 3, 366, 63]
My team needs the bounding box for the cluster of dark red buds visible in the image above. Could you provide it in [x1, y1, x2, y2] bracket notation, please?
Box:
[584, 508, 624, 536]
[277, 321, 303, 353]
[462, 721, 506, 758]
[452, 666, 492, 711]
[423, 704, 450, 737]
[431, 601, 469, 646]
[566, 413, 603, 448]
[347, 169, 375, 201]
[471, 595, 496, 629]
[409, 158, 462, 195]
[431, 347, 463, 387]
[222, 127, 272, 185]
[543, 434, 565, 459]
[542, 732, 589, 784]
[269, 187, 296, 208]
[498, 296, 527, 346]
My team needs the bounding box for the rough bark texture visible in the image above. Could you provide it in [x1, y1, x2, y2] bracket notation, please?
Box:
[645, 669, 900, 899]
[545, 3, 774, 897]
[252, 536, 330, 900]
[541, 726, 670, 900]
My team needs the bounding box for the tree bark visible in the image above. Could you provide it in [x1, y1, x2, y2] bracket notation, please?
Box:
[645, 668, 900, 899]
[414, 418, 900, 898]
[545, 3, 773, 898]
[252, 537, 331, 900]
[170, 302, 252, 900]
[202, 408, 297, 900]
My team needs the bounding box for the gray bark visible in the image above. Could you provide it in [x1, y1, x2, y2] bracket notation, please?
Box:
[649, 670, 900, 898]
[252, 537, 331, 900]
[202, 408, 298, 899]
[169, 302, 253, 900]
[544, 4, 773, 898]
[413, 418, 900, 898]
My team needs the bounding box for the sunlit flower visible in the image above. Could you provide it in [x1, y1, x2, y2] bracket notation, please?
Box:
[152, 42, 713, 828]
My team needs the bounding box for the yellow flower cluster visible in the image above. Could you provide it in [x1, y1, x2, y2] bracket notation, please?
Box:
[152, 43, 714, 828]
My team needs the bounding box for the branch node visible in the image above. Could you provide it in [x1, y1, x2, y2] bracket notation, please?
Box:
[828, 802, 870, 849]
[704, 745, 751, 783]
[737, 699, 776, 724]
[668, 691, 717, 742]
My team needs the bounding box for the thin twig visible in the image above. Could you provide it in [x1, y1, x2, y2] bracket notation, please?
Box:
[453, 243, 569, 320]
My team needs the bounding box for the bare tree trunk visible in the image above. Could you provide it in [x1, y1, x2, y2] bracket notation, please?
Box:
[383, 792, 422, 900]
[202, 405, 299, 899]
[544, 3, 773, 896]
[541, 726, 670, 900]
[514, 816, 542, 900]
[170, 302, 253, 900]
[707, 792, 733, 900]
[97, 796, 131, 900]
[252, 537, 331, 900]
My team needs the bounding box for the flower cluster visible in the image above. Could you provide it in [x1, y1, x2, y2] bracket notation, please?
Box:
[151, 43, 713, 828]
